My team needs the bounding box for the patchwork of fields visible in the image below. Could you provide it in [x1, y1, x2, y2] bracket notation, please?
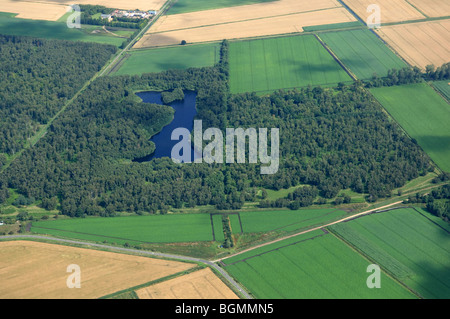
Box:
[370, 83, 450, 173]
[319, 29, 407, 79]
[375, 19, 450, 70]
[113, 43, 220, 75]
[0, 240, 194, 299]
[224, 208, 450, 299]
[31, 208, 348, 245]
[229, 35, 353, 93]
[223, 229, 415, 298]
[330, 208, 450, 299]
[135, 0, 357, 48]
[0, 12, 129, 46]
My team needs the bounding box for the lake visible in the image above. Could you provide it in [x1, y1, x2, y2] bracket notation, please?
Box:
[134, 90, 198, 162]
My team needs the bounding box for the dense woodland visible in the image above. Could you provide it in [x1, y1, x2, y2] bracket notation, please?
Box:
[0, 35, 116, 156]
[405, 184, 450, 222]
[0, 37, 445, 217]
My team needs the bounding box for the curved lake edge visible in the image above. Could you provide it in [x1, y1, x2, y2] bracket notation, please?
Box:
[133, 90, 198, 163]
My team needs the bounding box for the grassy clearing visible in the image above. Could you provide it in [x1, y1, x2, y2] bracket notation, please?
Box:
[229, 35, 352, 94]
[31, 213, 215, 244]
[331, 208, 450, 299]
[113, 43, 220, 75]
[370, 83, 450, 172]
[166, 0, 276, 15]
[224, 229, 414, 298]
[320, 29, 407, 79]
[0, 12, 127, 46]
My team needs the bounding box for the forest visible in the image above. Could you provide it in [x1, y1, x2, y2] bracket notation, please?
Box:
[0, 37, 444, 217]
[0, 35, 116, 156]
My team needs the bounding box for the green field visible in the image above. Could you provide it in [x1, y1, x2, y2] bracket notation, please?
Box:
[113, 43, 220, 75]
[238, 209, 347, 234]
[330, 208, 450, 299]
[433, 81, 450, 101]
[370, 83, 450, 172]
[320, 29, 407, 79]
[166, 0, 275, 15]
[0, 12, 126, 46]
[223, 230, 415, 299]
[229, 35, 353, 94]
[31, 213, 214, 244]
[302, 21, 363, 32]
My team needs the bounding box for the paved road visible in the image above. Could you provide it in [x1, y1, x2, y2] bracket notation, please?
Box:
[0, 235, 252, 299]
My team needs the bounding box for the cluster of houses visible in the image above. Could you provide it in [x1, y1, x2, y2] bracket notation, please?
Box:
[101, 10, 158, 21]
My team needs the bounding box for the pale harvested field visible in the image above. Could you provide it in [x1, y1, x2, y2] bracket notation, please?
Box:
[11, 0, 166, 11]
[0, 0, 67, 21]
[343, 0, 425, 24]
[0, 241, 194, 299]
[376, 19, 450, 69]
[135, 7, 356, 48]
[150, 0, 342, 33]
[136, 268, 239, 299]
[408, 0, 450, 18]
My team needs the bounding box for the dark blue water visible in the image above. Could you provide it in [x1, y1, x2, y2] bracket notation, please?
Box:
[134, 90, 197, 162]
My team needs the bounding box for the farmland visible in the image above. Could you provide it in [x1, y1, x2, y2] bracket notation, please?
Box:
[113, 43, 220, 76]
[320, 29, 407, 79]
[370, 83, 450, 172]
[0, 12, 128, 46]
[229, 35, 352, 93]
[407, 0, 450, 18]
[166, 0, 276, 15]
[0, 240, 194, 299]
[31, 214, 215, 244]
[329, 208, 450, 299]
[223, 229, 415, 298]
[136, 268, 239, 299]
[135, 0, 356, 48]
[433, 81, 450, 101]
[375, 19, 450, 69]
[342, 0, 425, 24]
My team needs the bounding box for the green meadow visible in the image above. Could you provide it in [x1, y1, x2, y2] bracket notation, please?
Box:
[330, 208, 450, 299]
[113, 43, 220, 75]
[229, 35, 352, 94]
[433, 81, 450, 101]
[320, 29, 407, 79]
[224, 230, 415, 299]
[371, 83, 450, 172]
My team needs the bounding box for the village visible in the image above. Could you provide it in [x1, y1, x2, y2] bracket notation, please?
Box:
[101, 9, 158, 21]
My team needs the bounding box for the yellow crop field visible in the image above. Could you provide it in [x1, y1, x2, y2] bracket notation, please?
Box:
[342, 0, 425, 24]
[0, 241, 194, 299]
[136, 268, 239, 299]
[0, 0, 67, 21]
[135, 6, 356, 48]
[376, 19, 450, 69]
[407, 0, 450, 18]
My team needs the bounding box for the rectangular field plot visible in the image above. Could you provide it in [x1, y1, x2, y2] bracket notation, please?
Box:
[223, 230, 414, 298]
[370, 83, 450, 172]
[329, 208, 450, 299]
[229, 35, 352, 93]
[31, 213, 215, 244]
[342, 0, 425, 24]
[320, 29, 407, 79]
[113, 43, 220, 76]
[375, 20, 450, 70]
